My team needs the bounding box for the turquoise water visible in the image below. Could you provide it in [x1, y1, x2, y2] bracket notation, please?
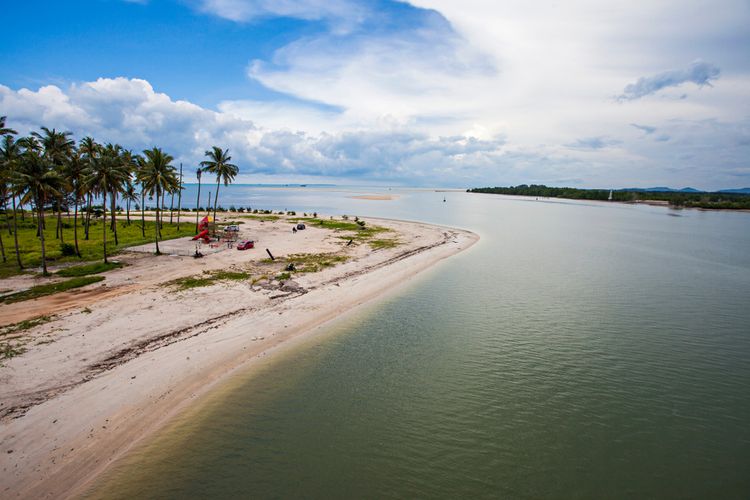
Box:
[90, 188, 750, 498]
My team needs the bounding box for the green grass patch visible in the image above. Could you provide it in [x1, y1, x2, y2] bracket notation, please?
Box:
[368, 238, 401, 249]
[1, 342, 26, 360]
[240, 214, 281, 221]
[2, 276, 105, 304]
[56, 261, 124, 277]
[288, 217, 393, 250]
[266, 252, 349, 273]
[276, 272, 292, 281]
[0, 315, 54, 337]
[0, 213, 195, 277]
[167, 269, 251, 290]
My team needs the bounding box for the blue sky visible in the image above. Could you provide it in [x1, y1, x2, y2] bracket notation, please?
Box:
[1, 0, 749, 189]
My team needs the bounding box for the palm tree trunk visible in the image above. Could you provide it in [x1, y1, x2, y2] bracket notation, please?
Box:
[0, 228, 6, 263]
[169, 190, 174, 224]
[57, 203, 64, 243]
[154, 191, 161, 255]
[213, 179, 220, 228]
[140, 190, 146, 238]
[5, 200, 11, 235]
[38, 203, 48, 275]
[73, 195, 81, 257]
[84, 193, 92, 240]
[195, 177, 201, 234]
[12, 195, 22, 269]
[126, 198, 131, 225]
[176, 163, 183, 231]
[111, 190, 118, 246]
[102, 191, 108, 264]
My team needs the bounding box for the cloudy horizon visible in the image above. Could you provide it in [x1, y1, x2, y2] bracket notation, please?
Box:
[1, 0, 749, 190]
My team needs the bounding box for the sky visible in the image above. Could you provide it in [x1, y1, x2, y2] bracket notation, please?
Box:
[1, 0, 749, 189]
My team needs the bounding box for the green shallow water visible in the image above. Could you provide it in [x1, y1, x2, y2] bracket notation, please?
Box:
[88, 190, 750, 499]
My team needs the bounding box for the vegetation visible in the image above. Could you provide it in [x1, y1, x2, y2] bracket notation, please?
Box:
[56, 261, 123, 277]
[468, 185, 750, 209]
[265, 253, 349, 273]
[2, 276, 104, 304]
[200, 146, 238, 224]
[0, 315, 53, 337]
[0, 217, 193, 278]
[288, 217, 395, 248]
[167, 269, 250, 290]
[0, 115, 239, 276]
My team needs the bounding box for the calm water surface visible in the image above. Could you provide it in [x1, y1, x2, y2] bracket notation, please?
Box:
[89, 188, 750, 498]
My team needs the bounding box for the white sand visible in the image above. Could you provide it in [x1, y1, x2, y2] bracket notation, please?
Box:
[0, 214, 477, 498]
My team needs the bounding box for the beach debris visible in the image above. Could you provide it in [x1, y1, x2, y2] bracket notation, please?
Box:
[266, 249, 275, 261]
[285, 263, 296, 272]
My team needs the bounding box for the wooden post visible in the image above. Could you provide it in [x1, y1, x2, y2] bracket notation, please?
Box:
[266, 249, 275, 261]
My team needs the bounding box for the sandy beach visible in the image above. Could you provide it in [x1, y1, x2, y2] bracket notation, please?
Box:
[0, 214, 477, 499]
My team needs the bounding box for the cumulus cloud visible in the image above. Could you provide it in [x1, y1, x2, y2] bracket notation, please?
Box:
[617, 60, 720, 101]
[0, 78, 512, 185]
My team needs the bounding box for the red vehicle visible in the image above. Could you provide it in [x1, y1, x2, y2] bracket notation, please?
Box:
[237, 240, 255, 250]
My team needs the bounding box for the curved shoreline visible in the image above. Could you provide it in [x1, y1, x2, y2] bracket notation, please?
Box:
[0, 217, 478, 499]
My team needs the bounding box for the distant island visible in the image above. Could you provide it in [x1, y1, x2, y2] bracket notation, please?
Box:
[468, 185, 750, 210]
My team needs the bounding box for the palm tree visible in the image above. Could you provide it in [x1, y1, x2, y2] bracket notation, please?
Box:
[200, 147, 238, 226]
[32, 127, 75, 243]
[194, 167, 202, 234]
[0, 136, 23, 268]
[134, 154, 147, 238]
[78, 137, 100, 241]
[84, 143, 130, 263]
[0, 116, 17, 137]
[140, 148, 178, 255]
[122, 179, 138, 226]
[15, 137, 62, 275]
[62, 146, 85, 257]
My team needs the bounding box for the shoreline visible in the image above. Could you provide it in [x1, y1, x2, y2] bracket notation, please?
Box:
[0, 215, 478, 499]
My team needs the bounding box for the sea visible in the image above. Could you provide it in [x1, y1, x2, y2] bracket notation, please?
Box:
[87, 185, 750, 499]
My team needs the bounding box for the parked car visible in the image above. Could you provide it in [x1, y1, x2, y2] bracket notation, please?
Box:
[237, 240, 255, 250]
[296, 223, 306, 230]
[224, 224, 240, 232]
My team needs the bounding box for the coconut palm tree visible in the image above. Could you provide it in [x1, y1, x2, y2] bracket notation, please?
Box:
[15, 137, 62, 275]
[62, 147, 85, 257]
[84, 143, 130, 263]
[78, 136, 100, 240]
[122, 179, 138, 226]
[200, 147, 238, 225]
[134, 154, 147, 238]
[140, 148, 178, 255]
[32, 127, 75, 242]
[0, 136, 23, 268]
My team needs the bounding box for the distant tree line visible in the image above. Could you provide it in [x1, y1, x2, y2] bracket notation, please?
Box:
[467, 185, 750, 210]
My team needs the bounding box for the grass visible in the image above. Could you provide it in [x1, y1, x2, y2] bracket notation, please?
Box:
[1, 343, 26, 360]
[265, 252, 349, 273]
[369, 238, 400, 249]
[240, 214, 282, 221]
[167, 269, 251, 290]
[288, 217, 397, 249]
[0, 212, 195, 278]
[56, 261, 124, 277]
[2, 276, 105, 304]
[0, 315, 54, 337]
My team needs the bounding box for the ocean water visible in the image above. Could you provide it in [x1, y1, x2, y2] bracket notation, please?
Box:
[89, 187, 750, 499]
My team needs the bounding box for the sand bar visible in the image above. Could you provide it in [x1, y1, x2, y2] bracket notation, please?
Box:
[0, 214, 477, 498]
